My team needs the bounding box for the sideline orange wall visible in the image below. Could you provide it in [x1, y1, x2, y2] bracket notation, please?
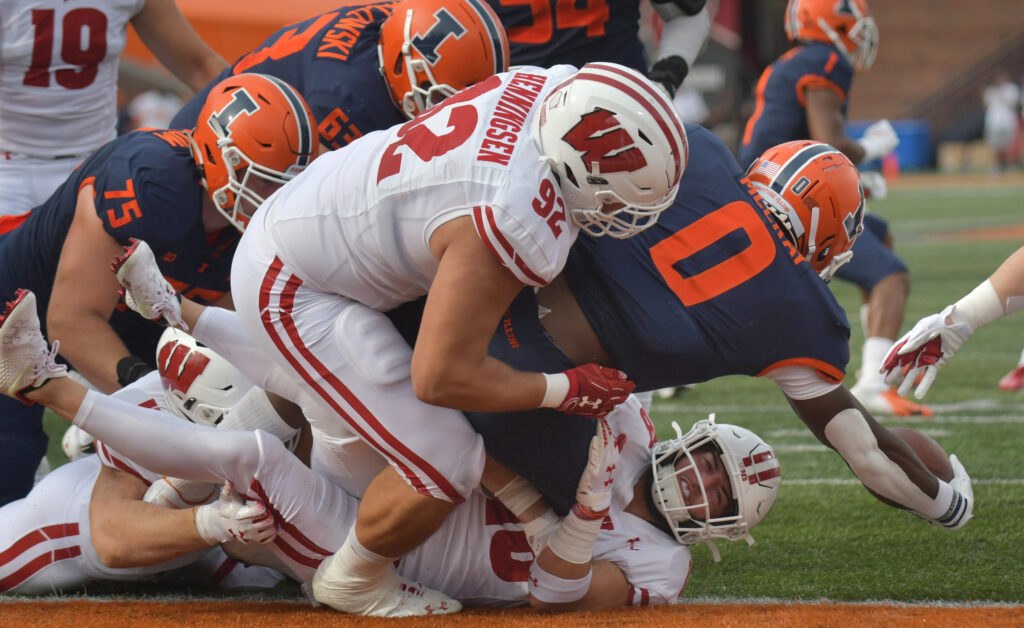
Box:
[122, 0, 355, 68]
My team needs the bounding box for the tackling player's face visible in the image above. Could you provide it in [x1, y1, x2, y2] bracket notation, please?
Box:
[674, 447, 733, 521]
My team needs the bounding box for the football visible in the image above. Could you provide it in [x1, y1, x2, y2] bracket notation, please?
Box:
[889, 427, 953, 481]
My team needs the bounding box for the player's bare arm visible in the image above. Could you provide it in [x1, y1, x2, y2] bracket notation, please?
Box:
[89, 464, 212, 568]
[47, 185, 137, 393]
[415, 216, 548, 412]
[804, 88, 866, 162]
[786, 385, 973, 528]
[131, 0, 228, 93]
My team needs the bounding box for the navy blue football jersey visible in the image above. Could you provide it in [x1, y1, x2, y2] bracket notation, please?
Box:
[171, 2, 406, 151]
[0, 129, 236, 331]
[485, 0, 646, 71]
[483, 124, 850, 393]
[738, 43, 854, 167]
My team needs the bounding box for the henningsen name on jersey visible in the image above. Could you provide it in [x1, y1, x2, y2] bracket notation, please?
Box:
[476, 71, 549, 166]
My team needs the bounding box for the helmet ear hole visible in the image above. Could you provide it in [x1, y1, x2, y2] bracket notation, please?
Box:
[563, 163, 579, 189]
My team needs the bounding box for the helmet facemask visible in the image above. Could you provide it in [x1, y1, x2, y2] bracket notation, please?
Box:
[207, 138, 303, 232]
[818, 13, 878, 71]
[398, 7, 457, 118]
[650, 415, 780, 562]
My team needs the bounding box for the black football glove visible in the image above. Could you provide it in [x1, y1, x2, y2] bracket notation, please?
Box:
[648, 55, 689, 98]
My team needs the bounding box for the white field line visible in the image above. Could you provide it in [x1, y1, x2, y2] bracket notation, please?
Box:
[682, 597, 1024, 608]
[786, 478, 1024, 485]
[3, 595, 1021, 607]
[655, 399, 1024, 417]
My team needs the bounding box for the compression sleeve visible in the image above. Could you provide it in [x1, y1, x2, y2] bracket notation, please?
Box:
[74, 389, 261, 486]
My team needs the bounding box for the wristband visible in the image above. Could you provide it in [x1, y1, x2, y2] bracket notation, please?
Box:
[546, 508, 603, 565]
[540, 372, 569, 408]
[193, 503, 225, 545]
[522, 509, 559, 555]
[528, 561, 592, 604]
[117, 355, 155, 387]
[952, 280, 1005, 331]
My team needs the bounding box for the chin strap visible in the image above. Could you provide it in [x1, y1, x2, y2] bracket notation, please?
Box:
[819, 250, 854, 282]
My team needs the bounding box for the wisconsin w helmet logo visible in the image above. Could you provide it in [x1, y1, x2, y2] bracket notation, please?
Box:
[562, 108, 648, 175]
[158, 341, 211, 394]
[411, 9, 466, 65]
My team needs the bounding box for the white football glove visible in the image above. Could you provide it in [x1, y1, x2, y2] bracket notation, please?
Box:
[857, 119, 899, 163]
[574, 418, 624, 519]
[880, 304, 974, 398]
[194, 481, 277, 545]
[858, 170, 888, 200]
[931, 454, 973, 530]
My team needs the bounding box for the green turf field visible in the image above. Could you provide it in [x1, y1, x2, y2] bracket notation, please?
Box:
[660, 176, 1024, 603]
[39, 175, 1024, 604]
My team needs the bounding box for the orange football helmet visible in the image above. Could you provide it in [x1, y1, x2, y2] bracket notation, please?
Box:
[191, 73, 318, 232]
[378, 0, 509, 118]
[746, 140, 865, 281]
[784, 0, 878, 71]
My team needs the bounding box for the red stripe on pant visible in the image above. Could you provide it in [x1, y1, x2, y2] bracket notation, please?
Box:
[256, 257, 464, 503]
[0, 524, 81, 591]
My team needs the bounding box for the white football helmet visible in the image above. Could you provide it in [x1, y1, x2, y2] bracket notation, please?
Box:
[533, 62, 688, 238]
[156, 328, 255, 427]
[650, 414, 780, 561]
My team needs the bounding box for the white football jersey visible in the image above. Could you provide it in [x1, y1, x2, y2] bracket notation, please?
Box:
[252, 65, 580, 311]
[242, 394, 690, 607]
[0, 0, 145, 157]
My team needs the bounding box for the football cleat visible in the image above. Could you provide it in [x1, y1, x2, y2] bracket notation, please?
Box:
[851, 382, 933, 417]
[61, 424, 97, 461]
[0, 289, 67, 403]
[112, 238, 187, 330]
[312, 555, 461, 617]
[997, 364, 1024, 391]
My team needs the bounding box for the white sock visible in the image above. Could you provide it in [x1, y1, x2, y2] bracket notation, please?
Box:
[327, 530, 393, 583]
[858, 337, 893, 389]
[859, 303, 870, 333]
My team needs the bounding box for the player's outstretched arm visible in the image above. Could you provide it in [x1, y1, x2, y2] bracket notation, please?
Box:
[130, 0, 228, 94]
[413, 218, 633, 417]
[788, 386, 972, 529]
[882, 246, 1024, 397]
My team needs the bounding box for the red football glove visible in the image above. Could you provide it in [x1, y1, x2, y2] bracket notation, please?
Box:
[551, 363, 635, 418]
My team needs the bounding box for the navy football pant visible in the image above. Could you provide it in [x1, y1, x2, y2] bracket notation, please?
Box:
[835, 213, 908, 290]
[0, 395, 46, 506]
